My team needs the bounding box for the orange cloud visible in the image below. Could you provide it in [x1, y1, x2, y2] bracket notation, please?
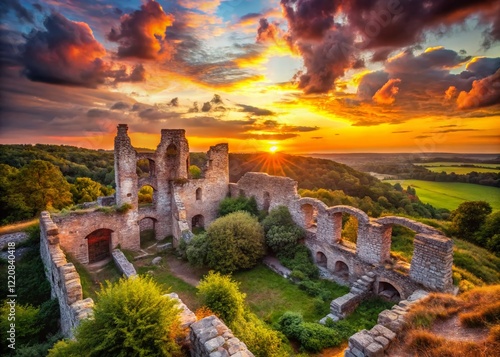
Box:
[108, 0, 174, 60]
[372, 78, 401, 105]
[457, 69, 500, 109]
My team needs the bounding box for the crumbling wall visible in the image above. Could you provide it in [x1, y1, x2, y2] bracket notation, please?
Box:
[114, 124, 138, 207]
[52, 209, 140, 264]
[39, 211, 94, 337]
[176, 144, 229, 232]
[231, 172, 300, 211]
[190, 315, 255, 357]
[171, 188, 194, 246]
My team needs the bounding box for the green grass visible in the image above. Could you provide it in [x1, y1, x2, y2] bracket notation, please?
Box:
[386, 179, 500, 211]
[453, 239, 500, 285]
[422, 166, 500, 174]
[137, 266, 201, 311]
[233, 265, 349, 324]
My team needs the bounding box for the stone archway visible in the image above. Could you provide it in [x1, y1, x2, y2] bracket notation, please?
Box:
[333, 260, 349, 280]
[86, 229, 113, 263]
[316, 251, 327, 267]
[378, 281, 402, 302]
[192, 214, 205, 231]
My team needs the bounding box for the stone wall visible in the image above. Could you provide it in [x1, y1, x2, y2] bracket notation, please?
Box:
[190, 315, 255, 357]
[344, 290, 429, 357]
[52, 209, 140, 264]
[111, 249, 137, 278]
[230, 172, 300, 211]
[39, 211, 94, 337]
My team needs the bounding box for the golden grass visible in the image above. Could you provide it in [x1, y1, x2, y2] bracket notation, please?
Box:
[400, 285, 500, 357]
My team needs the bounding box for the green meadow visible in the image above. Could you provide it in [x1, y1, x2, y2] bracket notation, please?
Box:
[385, 179, 500, 211]
[414, 162, 500, 174]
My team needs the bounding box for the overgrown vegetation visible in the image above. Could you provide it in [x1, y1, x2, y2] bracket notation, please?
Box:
[186, 211, 265, 273]
[48, 276, 184, 357]
[217, 195, 259, 217]
[0, 225, 61, 356]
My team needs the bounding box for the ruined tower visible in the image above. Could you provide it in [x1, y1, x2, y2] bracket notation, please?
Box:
[114, 124, 138, 207]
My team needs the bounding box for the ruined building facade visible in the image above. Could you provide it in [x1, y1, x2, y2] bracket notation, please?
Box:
[49, 124, 454, 302]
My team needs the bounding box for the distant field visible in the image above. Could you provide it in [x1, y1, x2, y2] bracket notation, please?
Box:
[385, 179, 500, 211]
[414, 162, 500, 174]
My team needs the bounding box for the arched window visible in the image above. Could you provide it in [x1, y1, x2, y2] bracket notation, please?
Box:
[196, 188, 202, 201]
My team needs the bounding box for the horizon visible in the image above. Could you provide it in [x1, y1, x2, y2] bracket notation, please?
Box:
[0, 1, 499, 153]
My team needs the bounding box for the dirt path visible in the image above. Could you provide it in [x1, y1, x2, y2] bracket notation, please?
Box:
[430, 315, 488, 342]
[166, 256, 206, 287]
[0, 219, 38, 235]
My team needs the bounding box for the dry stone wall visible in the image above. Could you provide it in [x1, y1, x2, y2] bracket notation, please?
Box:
[39, 211, 94, 337]
[190, 315, 255, 357]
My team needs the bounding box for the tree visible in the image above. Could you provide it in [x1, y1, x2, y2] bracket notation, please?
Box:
[197, 271, 245, 324]
[342, 216, 358, 243]
[14, 160, 72, 215]
[70, 177, 102, 204]
[205, 211, 265, 272]
[138, 185, 153, 204]
[189, 165, 202, 179]
[450, 201, 492, 243]
[262, 206, 304, 255]
[217, 196, 258, 217]
[477, 211, 500, 253]
[48, 276, 183, 357]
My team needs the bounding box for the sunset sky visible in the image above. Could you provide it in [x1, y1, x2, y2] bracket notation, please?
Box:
[0, 0, 499, 153]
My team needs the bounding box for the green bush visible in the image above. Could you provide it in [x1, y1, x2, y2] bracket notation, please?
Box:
[218, 196, 258, 217]
[262, 206, 304, 256]
[189, 165, 202, 179]
[204, 211, 265, 273]
[186, 233, 209, 266]
[48, 276, 183, 357]
[116, 203, 132, 214]
[262, 206, 297, 233]
[298, 322, 342, 352]
[197, 271, 246, 324]
[277, 312, 341, 352]
[278, 245, 319, 279]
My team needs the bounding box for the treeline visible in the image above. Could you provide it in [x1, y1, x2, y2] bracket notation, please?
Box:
[0, 144, 115, 186]
[361, 163, 500, 187]
[229, 153, 449, 219]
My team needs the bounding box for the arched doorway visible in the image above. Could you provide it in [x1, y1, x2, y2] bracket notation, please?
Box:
[334, 261, 349, 280]
[86, 229, 112, 263]
[192, 214, 205, 234]
[196, 187, 202, 201]
[378, 281, 401, 301]
[316, 251, 327, 267]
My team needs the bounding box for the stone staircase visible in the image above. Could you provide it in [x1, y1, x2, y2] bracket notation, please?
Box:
[320, 272, 376, 324]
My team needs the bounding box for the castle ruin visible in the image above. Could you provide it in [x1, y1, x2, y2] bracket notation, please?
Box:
[41, 124, 455, 338]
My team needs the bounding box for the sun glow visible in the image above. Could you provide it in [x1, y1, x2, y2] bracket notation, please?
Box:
[269, 145, 278, 153]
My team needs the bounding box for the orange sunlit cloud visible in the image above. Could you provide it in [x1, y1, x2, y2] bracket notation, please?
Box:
[0, 0, 499, 153]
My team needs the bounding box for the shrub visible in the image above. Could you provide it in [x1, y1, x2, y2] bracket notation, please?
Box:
[218, 196, 258, 217]
[298, 322, 342, 352]
[189, 165, 202, 179]
[459, 301, 500, 327]
[186, 233, 209, 267]
[262, 206, 297, 233]
[231, 313, 287, 357]
[204, 211, 265, 273]
[262, 206, 304, 256]
[197, 272, 245, 324]
[278, 245, 319, 279]
[49, 276, 183, 357]
[277, 311, 304, 339]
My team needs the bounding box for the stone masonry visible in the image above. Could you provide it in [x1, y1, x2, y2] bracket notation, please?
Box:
[190, 315, 255, 357]
[39, 212, 94, 337]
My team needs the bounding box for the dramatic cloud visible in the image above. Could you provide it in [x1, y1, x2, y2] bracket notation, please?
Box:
[457, 69, 500, 109]
[357, 71, 389, 100]
[21, 12, 147, 87]
[108, 0, 174, 59]
[22, 12, 108, 87]
[372, 78, 401, 105]
[257, 18, 280, 43]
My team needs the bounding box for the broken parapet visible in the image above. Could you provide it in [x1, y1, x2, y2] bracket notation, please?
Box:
[322, 273, 376, 323]
[172, 188, 194, 245]
[111, 249, 137, 278]
[39, 211, 94, 337]
[190, 315, 255, 357]
[166, 293, 197, 329]
[344, 290, 429, 357]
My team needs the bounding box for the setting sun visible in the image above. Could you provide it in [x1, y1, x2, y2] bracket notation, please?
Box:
[269, 145, 278, 153]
